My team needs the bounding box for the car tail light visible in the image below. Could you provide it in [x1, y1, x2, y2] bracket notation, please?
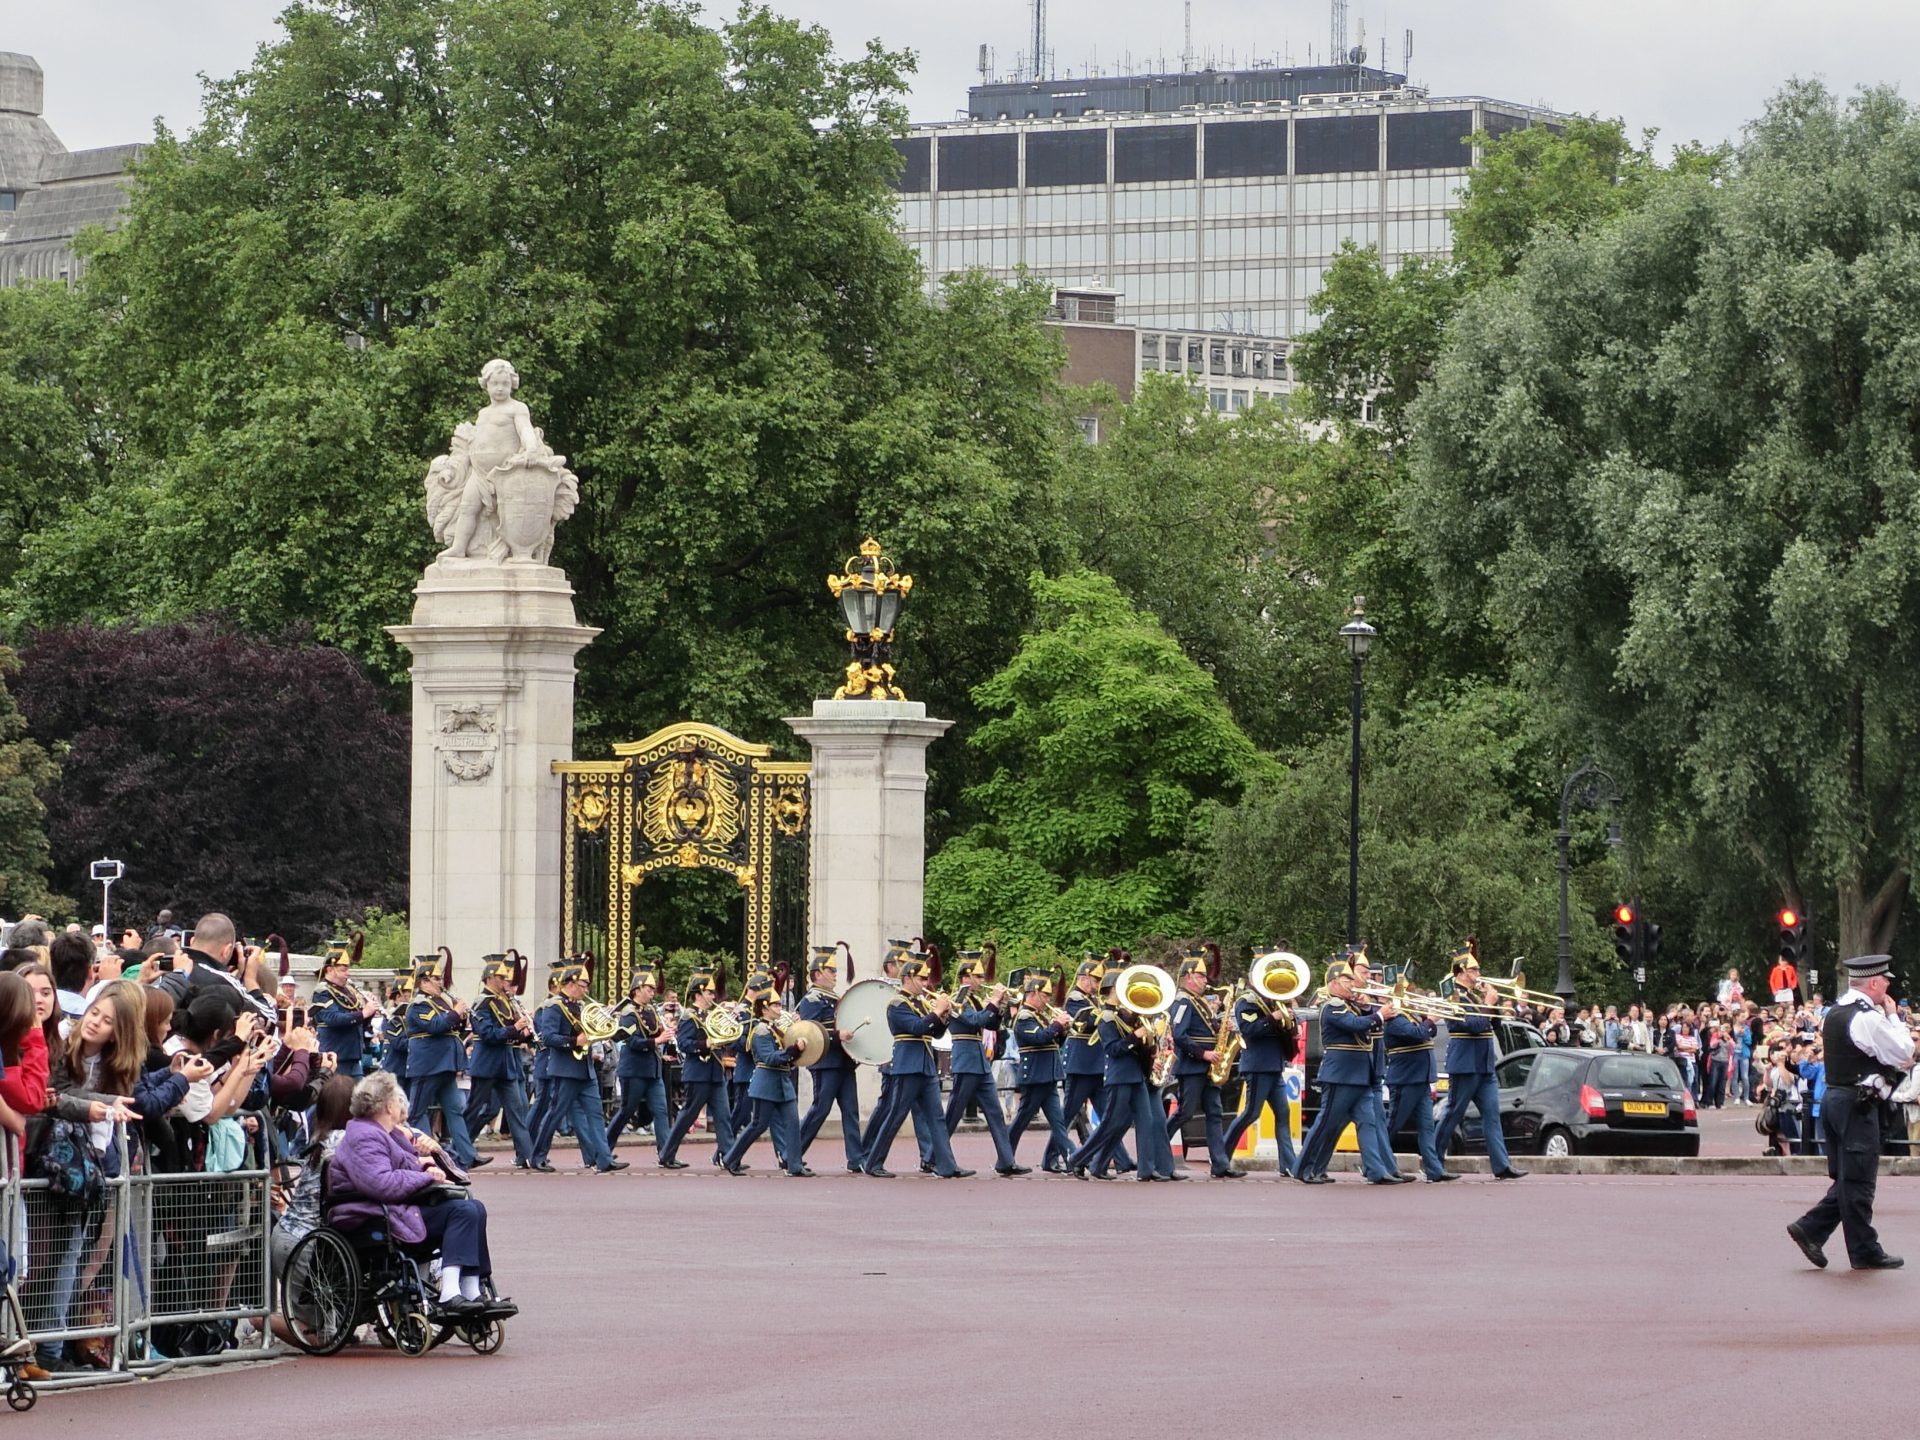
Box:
[1580, 1084, 1606, 1119]
[1682, 1092, 1696, 1121]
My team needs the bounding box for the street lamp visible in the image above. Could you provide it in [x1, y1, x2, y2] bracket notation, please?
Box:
[825, 536, 914, 700]
[1555, 761, 1622, 1004]
[1339, 596, 1377, 948]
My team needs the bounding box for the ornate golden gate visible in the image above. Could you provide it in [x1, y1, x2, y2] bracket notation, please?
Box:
[553, 723, 810, 999]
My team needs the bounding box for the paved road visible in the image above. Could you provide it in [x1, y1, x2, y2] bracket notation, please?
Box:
[31, 1128, 1920, 1440]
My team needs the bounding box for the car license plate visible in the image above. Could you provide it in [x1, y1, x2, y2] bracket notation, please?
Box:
[1622, 1101, 1665, 1115]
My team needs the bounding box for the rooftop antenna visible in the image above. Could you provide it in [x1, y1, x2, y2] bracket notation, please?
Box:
[1183, 2, 1194, 74]
[1330, 0, 1348, 69]
[978, 42, 992, 84]
[1402, 28, 1413, 79]
[1030, 0, 1047, 82]
[1352, 16, 1367, 66]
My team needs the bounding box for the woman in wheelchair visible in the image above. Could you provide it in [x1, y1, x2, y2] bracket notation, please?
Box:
[327, 1071, 500, 1314]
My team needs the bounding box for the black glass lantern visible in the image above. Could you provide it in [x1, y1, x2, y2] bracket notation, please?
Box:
[825, 537, 914, 699]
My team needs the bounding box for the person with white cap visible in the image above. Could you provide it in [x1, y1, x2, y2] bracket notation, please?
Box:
[1788, 953, 1915, 1271]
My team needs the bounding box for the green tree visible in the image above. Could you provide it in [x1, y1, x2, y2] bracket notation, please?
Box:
[1406, 81, 1920, 961]
[13, 0, 1070, 799]
[1290, 250, 1462, 442]
[0, 647, 64, 918]
[925, 570, 1269, 950]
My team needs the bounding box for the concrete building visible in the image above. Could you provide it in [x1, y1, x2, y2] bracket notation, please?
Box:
[0, 53, 140, 287]
[896, 63, 1561, 348]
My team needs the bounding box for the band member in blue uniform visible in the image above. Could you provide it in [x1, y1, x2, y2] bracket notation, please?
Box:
[1295, 961, 1397, 1184]
[862, 958, 973, 1178]
[720, 994, 813, 1176]
[796, 948, 865, 1173]
[726, 973, 770, 1137]
[657, 973, 738, 1170]
[1164, 954, 1243, 1178]
[1068, 971, 1181, 1181]
[311, 943, 377, 1077]
[379, 977, 412, 1077]
[857, 943, 934, 1171]
[527, 963, 627, 1173]
[1347, 955, 1406, 1182]
[404, 961, 484, 1169]
[1059, 959, 1134, 1175]
[1788, 953, 1915, 1271]
[943, 953, 1029, 1176]
[1432, 952, 1527, 1180]
[1222, 967, 1300, 1177]
[467, 957, 536, 1168]
[523, 972, 561, 1165]
[1006, 973, 1073, 1170]
[1383, 985, 1457, 1183]
[605, 970, 671, 1159]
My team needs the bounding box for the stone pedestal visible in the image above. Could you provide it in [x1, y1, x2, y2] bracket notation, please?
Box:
[786, 698, 952, 1126]
[387, 562, 598, 994]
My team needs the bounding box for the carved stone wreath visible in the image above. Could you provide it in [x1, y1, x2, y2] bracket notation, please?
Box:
[437, 705, 500, 782]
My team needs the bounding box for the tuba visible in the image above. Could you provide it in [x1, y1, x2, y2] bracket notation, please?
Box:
[1111, 964, 1178, 1083]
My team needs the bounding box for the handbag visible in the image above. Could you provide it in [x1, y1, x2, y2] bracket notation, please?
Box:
[1755, 1095, 1781, 1135]
[29, 1118, 106, 1210]
[413, 1183, 470, 1206]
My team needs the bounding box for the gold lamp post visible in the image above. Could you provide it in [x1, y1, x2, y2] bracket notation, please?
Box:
[826, 536, 914, 699]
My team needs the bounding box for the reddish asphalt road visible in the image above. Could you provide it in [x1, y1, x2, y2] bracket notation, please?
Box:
[30, 1128, 1920, 1440]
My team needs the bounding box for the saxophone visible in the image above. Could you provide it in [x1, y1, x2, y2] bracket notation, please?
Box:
[1208, 988, 1244, 1087]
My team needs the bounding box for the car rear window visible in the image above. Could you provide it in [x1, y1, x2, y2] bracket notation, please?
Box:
[1528, 1053, 1584, 1092]
[1595, 1056, 1683, 1089]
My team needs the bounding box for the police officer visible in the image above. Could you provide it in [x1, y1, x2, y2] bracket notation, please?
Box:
[405, 961, 484, 1169]
[720, 994, 813, 1176]
[944, 953, 1030, 1176]
[1295, 960, 1395, 1184]
[657, 973, 739, 1170]
[1164, 953, 1243, 1179]
[528, 964, 627, 1174]
[1788, 953, 1915, 1270]
[1059, 958, 1135, 1175]
[310, 942, 377, 1078]
[1432, 951, 1527, 1181]
[1383, 985, 1457, 1183]
[467, 957, 536, 1168]
[1006, 973, 1073, 1170]
[1222, 965, 1301, 1177]
[604, 970, 671, 1160]
[862, 957, 973, 1178]
[796, 948, 865, 1173]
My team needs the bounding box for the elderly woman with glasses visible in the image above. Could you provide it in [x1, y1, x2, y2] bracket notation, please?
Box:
[328, 1069, 503, 1313]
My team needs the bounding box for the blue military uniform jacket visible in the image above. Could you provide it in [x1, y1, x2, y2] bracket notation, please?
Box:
[1168, 992, 1217, 1079]
[886, 995, 947, 1076]
[1384, 1012, 1438, 1086]
[1013, 1008, 1067, 1087]
[1100, 1010, 1153, 1086]
[1234, 994, 1297, 1073]
[535, 998, 593, 1081]
[1064, 992, 1106, 1077]
[382, 1002, 409, 1074]
[795, 988, 849, 1070]
[615, 1005, 662, 1080]
[467, 992, 526, 1080]
[1444, 1008, 1498, 1076]
[948, 988, 1002, 1076]
[724, 1026, 754, 1088]
[747, 1023, 798, 1102]
[676, 1011, 725, 1086]
[311, 981, 368, 1066]
[404, 994, 466, 1077]
[1317, 998, 1381, 1086]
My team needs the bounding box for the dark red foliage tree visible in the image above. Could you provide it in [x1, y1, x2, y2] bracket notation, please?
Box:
[14, 617, 407, 945]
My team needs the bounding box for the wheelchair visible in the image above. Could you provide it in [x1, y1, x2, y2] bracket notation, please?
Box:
[279, 1200, 513, 1358]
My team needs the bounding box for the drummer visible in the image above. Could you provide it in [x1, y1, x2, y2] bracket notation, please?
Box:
[797, 947, 865, 1173]
[719, 993, 812, 1176]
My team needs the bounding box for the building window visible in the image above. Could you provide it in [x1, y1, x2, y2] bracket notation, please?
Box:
[1209, 388, 1229, 412]
[1027, 130, 1109, 188]
[936, 133, 1018, 191]
[1074, 415, 1100, 444]
[1202, 119, 1288, 180]
[1231, 390, 1250, 412]
[892, 138, 932, 193]
[1386, 111, 1475, 171]
[1114, 124, 1197, 184]
[1296, 114, 1381, 175]
[1141, 336, 1161, 367]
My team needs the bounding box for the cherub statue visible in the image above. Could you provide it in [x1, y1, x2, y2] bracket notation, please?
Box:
[424, 359, 580, 565]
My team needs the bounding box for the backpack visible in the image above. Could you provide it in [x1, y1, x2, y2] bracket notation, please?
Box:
[204, 1117, 247, 1174]
[29, 1118, 106, 1210]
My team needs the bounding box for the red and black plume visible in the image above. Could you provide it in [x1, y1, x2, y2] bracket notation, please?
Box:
[1203, 941, 1222, 985]
[983, 941, 998, 983]
[837, 940, 853, 981]
[508, 947, 528, 996]
[437, 945, 454, 986]
[265, 934, 290, 979]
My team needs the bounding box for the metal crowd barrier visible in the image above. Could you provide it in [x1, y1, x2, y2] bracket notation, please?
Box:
[4, 1118, 277, 1393]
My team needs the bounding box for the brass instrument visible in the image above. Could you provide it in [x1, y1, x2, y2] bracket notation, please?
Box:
[1111, 964, 1177, 1083]
[1476, 974, 1566, 1010]
[567, 997, 623, 1058]
[1207, 992, 1242, 1087]
[698, 1003, 745, 1048]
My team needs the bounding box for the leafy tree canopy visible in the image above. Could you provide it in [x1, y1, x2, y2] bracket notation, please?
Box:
[0, 647, 64, 918]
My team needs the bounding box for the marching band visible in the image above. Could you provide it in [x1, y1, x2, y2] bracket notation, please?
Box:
[355, 936, 1538, 1182]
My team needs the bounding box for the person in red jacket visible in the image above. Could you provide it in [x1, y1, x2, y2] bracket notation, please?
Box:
[1770, 958, 1800, 1005]
[0, 970, 47, 1137]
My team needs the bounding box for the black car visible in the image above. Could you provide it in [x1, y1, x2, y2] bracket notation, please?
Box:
[1446, 1047, 1700, 1158]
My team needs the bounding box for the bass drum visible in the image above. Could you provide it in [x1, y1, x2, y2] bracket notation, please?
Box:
[833, 979, 898, 1067]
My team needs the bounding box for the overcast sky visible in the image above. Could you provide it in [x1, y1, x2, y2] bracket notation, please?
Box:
[10, 1, 1918, 154]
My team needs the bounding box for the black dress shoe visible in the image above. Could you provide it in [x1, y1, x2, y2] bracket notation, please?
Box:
[1853, 1253, 1903, 1270]
[1164, 1171, 1190, 1181]
[847, 1164, 866, 1174]
[942, 1168, 977, 1179]
[995, 1165, 1032, 1176]
[1299, 1174, 1335, 1185]
[1392, 1174, 1417, 1183]
[865, 1165, 896, 1178]
[1084, 1169, 1113, 1181]
[1786, 1222, 1828, 1269]
[1429, 1172, 1462, 1183]
[529, 1160, 556, 1173]
[602, 1159, 631, 1172]
[437, 1295, 486, 1314]
[1366, 1176, 1400, 1185]
[466, 1155, 493, 1168]
[1494, 1167, 1530, 1180]
[657, 1158, 687, 1170]
[920, 1162, 935, 1174]
[787, 1167, 816, 1178]
[719, 1161, 745, 1175]
[1043, 1162, 1068, 1174]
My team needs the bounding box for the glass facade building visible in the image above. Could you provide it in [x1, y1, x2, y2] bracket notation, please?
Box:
[895, 77, 1559, 341]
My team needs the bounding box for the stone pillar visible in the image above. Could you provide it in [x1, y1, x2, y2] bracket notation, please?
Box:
[388, 564, 597, 994]
[786, 699, 952, 1124]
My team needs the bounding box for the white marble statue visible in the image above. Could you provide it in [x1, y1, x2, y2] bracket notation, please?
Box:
[425, 358, 580, 565]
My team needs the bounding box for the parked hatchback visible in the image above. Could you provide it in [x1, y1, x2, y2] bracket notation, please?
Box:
[1446, 1047, 1700, 1158]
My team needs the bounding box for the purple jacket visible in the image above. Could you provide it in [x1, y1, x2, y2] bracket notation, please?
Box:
[326, 1117, 436, 1243]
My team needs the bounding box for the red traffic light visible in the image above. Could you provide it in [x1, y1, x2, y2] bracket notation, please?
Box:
[1778, 908, 1799, 928]
[1614, 905, 1635, 925]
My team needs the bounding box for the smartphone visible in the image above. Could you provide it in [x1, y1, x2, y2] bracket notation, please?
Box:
[291, 1006, 308, 1030]
[157, 956, 175, 972]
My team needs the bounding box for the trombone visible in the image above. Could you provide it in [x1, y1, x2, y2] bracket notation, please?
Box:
[1475, 975, 1566, 1010]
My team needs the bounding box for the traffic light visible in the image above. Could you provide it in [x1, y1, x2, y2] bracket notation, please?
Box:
[1777, 907, 1806, 967]
[1642, 919, 1662, 967]
[1612, 904, 1639, 968]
